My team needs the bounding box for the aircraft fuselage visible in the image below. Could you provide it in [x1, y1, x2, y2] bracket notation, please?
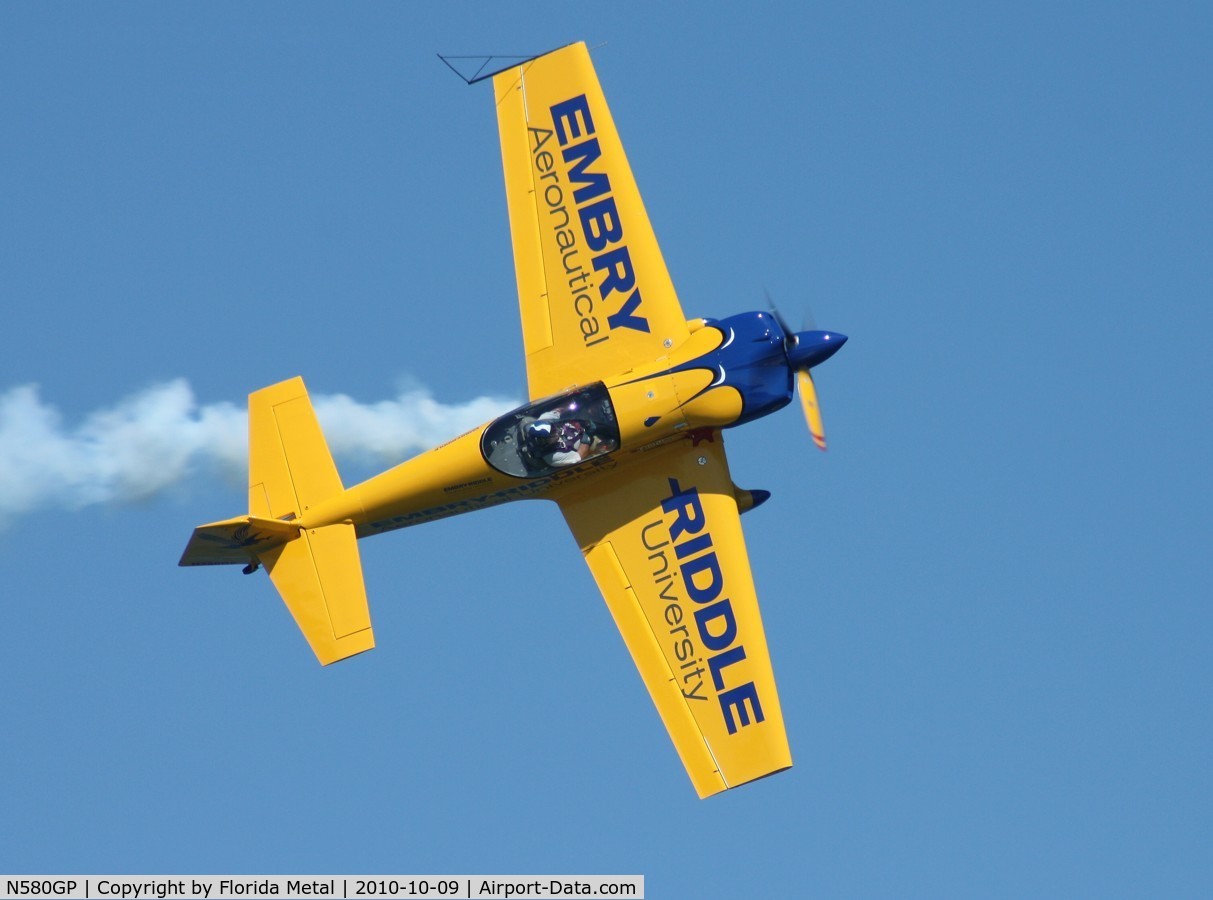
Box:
[298, 311, 839, 538]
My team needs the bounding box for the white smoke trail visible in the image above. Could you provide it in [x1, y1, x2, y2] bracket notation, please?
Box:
[0, 379, 517, 520]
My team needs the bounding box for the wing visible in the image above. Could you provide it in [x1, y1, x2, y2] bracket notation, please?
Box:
[556, 434, 791, 797]
[493, 42, 690, 399]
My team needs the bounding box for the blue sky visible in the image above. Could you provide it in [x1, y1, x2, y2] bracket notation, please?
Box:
[1, 2, 1210, 896]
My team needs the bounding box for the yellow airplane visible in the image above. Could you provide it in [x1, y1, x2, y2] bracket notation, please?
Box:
[180, 42, 846, 798]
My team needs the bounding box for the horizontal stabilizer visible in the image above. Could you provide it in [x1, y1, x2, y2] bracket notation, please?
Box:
[262, 522, 375, 665]
[178, 515, 299, 567]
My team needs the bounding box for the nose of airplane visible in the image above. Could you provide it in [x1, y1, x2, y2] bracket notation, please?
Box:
[788, 331, 848, 370]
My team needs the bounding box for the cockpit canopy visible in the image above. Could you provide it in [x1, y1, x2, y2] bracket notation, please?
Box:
[480, 383, 620, 478]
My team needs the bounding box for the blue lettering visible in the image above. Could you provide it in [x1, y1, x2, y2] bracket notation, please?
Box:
[594, 245, 636, 299]
[675, 532, 712, 560]
[548, 93, 650, 336]
[606, 288, 651, 333]
[660, 475, 765, 735]
[683, 551, 723, 604]
[563, 138, 611, 204]
[708, 645, 747, 690]
[719, 682, 764, 735]
[578, 195, 622, 251]
[661, 479, 705, 540]
[694, 598, 737, 650]
[551, 94, 596, 145]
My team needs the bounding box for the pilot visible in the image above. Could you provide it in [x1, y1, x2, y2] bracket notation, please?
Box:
[526, 414, 595, 467]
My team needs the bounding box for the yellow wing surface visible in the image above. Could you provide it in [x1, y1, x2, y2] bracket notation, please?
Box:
[494, 42, 690, 399]
[557, 436, 791, 797]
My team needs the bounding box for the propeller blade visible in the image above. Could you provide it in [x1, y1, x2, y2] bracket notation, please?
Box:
[764, 287, 816, 334]
[797, 369, 828, 451]
[764, 289, 795, 347]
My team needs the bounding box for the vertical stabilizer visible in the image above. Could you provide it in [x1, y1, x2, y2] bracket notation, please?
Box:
[249, 377, 344, 520]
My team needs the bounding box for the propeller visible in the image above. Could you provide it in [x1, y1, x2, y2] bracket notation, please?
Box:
[797, 369, 828, 451]
[766, 294, 847, 451]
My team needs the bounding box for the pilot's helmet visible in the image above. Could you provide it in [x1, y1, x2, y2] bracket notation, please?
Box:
[526, 420, 556, 444]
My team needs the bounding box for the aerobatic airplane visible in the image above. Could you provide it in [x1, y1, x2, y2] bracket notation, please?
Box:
[180, 42, 847, 798]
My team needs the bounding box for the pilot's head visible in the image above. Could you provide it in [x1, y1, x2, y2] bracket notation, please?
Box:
[526, 420, 557, 446]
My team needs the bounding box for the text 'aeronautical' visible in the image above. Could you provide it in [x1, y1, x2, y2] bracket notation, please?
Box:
[528, 93, 651, 347]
